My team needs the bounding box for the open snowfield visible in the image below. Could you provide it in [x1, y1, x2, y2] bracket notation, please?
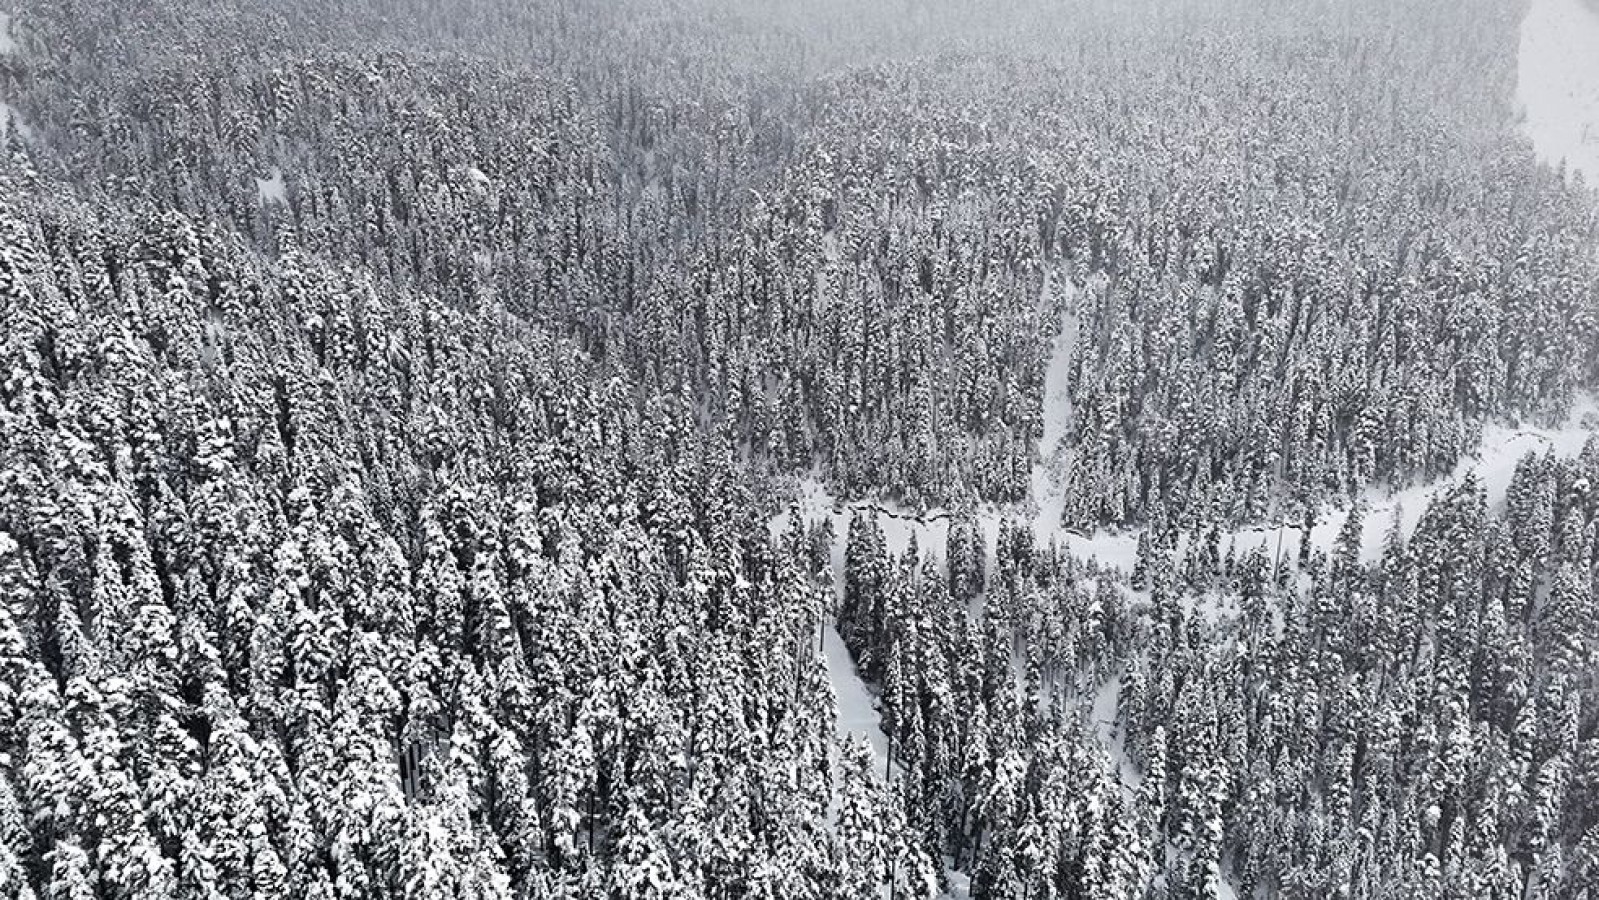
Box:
[1029, 272, 1079, 538]
[1518, 0, 1599, 186]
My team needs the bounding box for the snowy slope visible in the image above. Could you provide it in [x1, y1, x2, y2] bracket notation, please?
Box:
[0, 12, 30, 144]
[1518, 0, 1599, 187]
[821, 623, 892, 780]
[1092, 675, 1140, 796]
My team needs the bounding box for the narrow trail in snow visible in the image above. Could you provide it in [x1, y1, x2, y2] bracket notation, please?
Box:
[1217, 399, 1599, 568]
[1029, 269, 1079, 538]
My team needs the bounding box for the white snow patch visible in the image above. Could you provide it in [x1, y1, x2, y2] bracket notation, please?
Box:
[1027, 275, 1143, 571]
[770, 498, 894, 784]
[822, 623, 892, 781]
[941, 865, 972, 900]
[0, 14, 20, 146]
[256, 167, 286, 205]
[1048, 523, 1141, 574]
[1517, 0, 1599, 186]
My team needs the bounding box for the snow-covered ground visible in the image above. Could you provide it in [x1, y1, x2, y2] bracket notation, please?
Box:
[1518, 0, 1599, 186]
[1030, 270, 1078, 536]
[0, 12, 33, 145]
[821, 622, 892, 781]
[256, 167, 287, 204]
[769, 488, 897, 787]
[1092, 675, 1140, 797]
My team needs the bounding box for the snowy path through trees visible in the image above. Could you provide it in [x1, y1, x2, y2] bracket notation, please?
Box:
[769, 492, 896, 783]
[1217, 396, 1599, 566]
[772, 278, 1142, 897]
[821, 624, 892, 779]
[773, 273, 1137, 591]
[768, 274, 1092, 779]
[1028, 275, 1081, 546]
[1518, 0, 1599, 186]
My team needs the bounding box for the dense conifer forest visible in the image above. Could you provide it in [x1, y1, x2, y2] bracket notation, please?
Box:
[1, 0, 1597, 897]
